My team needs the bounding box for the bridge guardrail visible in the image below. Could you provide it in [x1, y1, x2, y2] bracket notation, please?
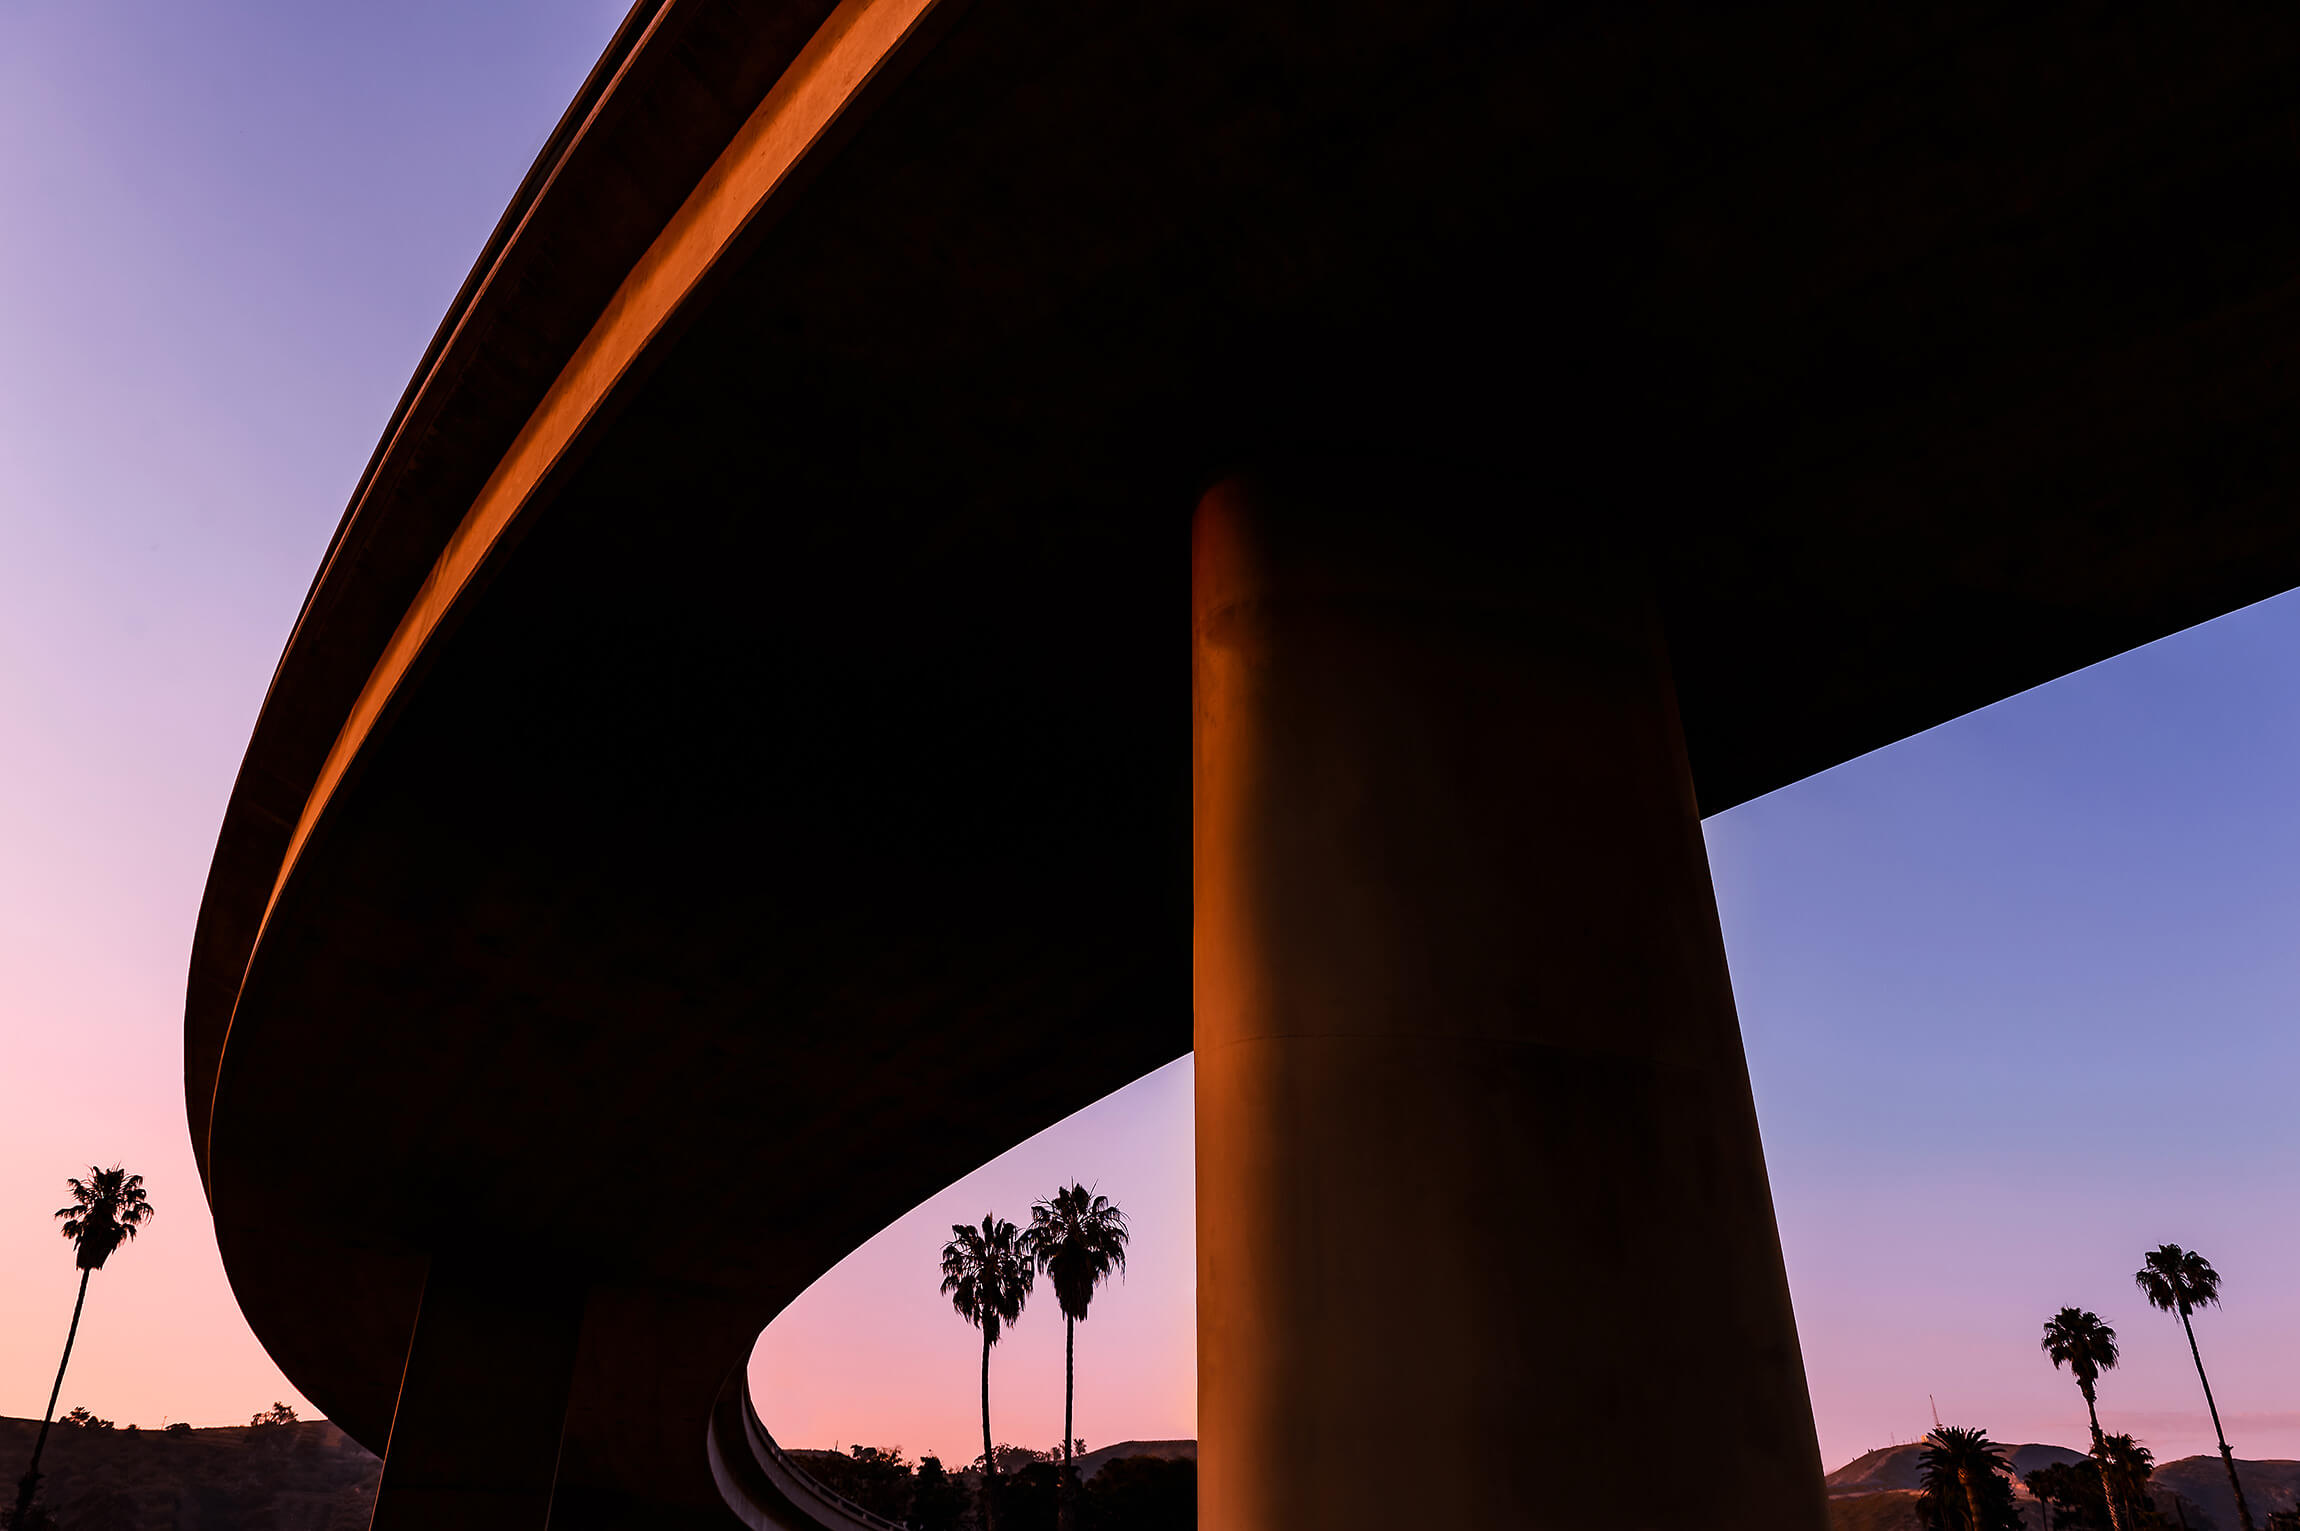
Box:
[739, 1375, 912, 1531]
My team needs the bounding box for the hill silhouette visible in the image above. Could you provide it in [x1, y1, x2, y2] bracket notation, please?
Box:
[1827, 1441, 2088, 1495]
[1073, 1439, 1195, 1481]
[2151, 1456, 2300, 1529]
[1824, 1441, 2299, 1531]
[0, 1416, 377, 1529]
[8, 1412, 2291, 1530]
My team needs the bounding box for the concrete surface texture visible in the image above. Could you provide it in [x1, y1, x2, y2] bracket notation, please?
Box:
[181, 0, 2300, 1525]
[1191, 477, 1823, 1529]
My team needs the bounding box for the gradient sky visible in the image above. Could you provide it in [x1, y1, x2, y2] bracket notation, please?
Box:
[5, 0, 2300, 1478]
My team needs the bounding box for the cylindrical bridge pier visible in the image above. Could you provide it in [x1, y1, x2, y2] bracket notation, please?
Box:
[1191, 471, 1827, 1530]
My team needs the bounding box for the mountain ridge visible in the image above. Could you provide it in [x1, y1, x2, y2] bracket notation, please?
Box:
[1825, 1440, 2300, 1530]
[0, 1415, 378, 1530]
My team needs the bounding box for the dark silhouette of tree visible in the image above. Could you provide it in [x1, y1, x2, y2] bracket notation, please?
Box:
[1086, 1456, 1196, 1531]
[803, 1444, 913, 1521]
[1001, 1460, 1063, 1531]
[1919, 1426, 2023, 1531]
[250, 1403, 298, 1427]
[2136, 1244, 2253, 1531]
[11, 1166, 153, 1527]
[2042, 1307, 2129, 1531]
[988, 1443, 1050, 1478]
[846, 1444, 909, 1517]
[1024, 1184, 1129, 1531]
[2030, 1440, 2170, 1531]
[57, 1408, 111, 1431]
[911, 1454, 964, 1531]
[2100, 1435, 2164, 1529]
[942, 1214, 1033, 1531]
[2029, 1462, 2099, 1530]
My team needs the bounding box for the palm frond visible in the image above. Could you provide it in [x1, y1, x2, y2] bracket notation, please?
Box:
[2040, 1306, 2118, 1390]
[1025, 1182, 1131, 1323]
[938, 1212, 1033, 1343]
[51, 1164, 154, 1271]
[2136, 1244, 2221, 1317]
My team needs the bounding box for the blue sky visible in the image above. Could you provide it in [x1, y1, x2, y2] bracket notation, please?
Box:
[1715, 590, 2300, 1465]
[0, 0, 627, 1432]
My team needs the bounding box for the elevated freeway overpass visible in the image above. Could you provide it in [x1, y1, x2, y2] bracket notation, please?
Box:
[187, 1, 2300, 1525]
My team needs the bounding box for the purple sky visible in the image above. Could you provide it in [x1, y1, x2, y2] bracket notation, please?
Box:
[5, 0, 2300, 1476]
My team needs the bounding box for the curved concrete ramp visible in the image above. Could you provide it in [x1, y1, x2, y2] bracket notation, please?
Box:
[708, 1372, 909, 1531]
[182, 0, 2300, 1524]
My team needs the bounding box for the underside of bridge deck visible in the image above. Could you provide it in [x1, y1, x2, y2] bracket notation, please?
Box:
[187, 1, 2300, 1524]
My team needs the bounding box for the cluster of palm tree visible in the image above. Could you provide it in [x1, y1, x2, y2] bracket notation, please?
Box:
[939, 1184, 1128, 1531]
[1922, 1242, 2256, 1531]
[2026, 1433, 2159, 1530]
[9, 1166, 153, 1531]
[2041, 1245, 2254, 1531]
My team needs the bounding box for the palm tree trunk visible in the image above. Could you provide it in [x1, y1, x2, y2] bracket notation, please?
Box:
[2179, 1308, 2254, 1531]
[14, 1266, 91, 1521]
[1961, 1466, 1985, 1531]
[1059, 1315, 1076, 1531]
[979, 1325, 997, 1531]
[2085, 1394, 2126, 1531]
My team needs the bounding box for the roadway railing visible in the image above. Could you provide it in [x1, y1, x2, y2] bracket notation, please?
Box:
[709, 1367, 912, 1531]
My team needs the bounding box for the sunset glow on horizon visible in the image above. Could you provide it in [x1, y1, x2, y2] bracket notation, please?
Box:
[13, 0, 2300, 1487]
[749, 1060, 1196, 1464]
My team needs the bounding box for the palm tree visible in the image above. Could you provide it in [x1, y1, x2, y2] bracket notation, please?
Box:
[2136, 1244, 2253, 1531]
[1024, 1184, 1129, 1531]
[2041, 1307, 2128, 1531]
[1920, 1426, 2019, 1531]
[2100, 1433, 2155, 1527]
[941, 1214, 1033, 1531]
[12, 1167, 153, 1525]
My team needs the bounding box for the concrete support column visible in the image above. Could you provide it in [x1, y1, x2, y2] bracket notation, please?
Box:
[369, 1262, 585, 1530]
[1191, 472, 1826, 1530]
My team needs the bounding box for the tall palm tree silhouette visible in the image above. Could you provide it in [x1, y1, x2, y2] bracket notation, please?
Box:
[12, 1167, 153, 1524]
[2041, 1307, 2127, 1531]
[1025, 1184, 1129, 1531]
[2137, 1244, 2253, 1531]
[941, 1214, 1033, 1531]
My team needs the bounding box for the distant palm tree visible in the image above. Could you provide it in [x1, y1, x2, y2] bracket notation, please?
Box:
[1024, 1184, 1129, 1531]
[941, 1214, 1033, 1531]
[12, 1167, 154, 1525]
[2099, 1433, 2155, 1525]
[1920, 1426, 2019, 1531]
[2136, 1244, 2253, 1531]
[2041, 1307, 2128, 1531]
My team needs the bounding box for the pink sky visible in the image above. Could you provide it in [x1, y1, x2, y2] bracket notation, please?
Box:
[750, 1060, 1196, 1461]
[8, 0, 2300, 1483]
